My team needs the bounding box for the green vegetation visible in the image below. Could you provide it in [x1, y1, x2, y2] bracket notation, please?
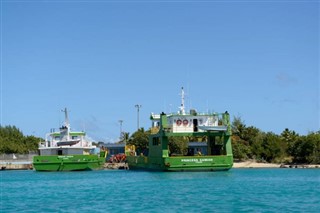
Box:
[1, 118, 320, 164]
[168, 136, 188, 155]
[126, 116, 320, 164]
[126, 128, 150, 154]
[0, 125, 41, 154]
[126, 128, 189, 155]
[231, 117, 320, 164]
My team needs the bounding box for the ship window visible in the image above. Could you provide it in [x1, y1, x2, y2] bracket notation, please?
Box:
[72, 136, 78, 140]
[193, 119, 198, 132]
[152, 137, 160, 146]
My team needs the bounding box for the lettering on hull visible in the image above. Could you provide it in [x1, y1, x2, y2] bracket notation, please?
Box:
[57, 156, 74, 159]
[181, 158, 213, 163]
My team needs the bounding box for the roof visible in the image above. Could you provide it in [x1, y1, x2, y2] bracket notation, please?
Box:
[188, 142, 207, 147]
[104, 143, 125, 148]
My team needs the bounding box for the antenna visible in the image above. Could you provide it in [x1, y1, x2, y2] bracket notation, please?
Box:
[61, 107, 70, 128]
[179, 87, 186, 115]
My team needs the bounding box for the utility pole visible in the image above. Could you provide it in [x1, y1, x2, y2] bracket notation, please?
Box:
[118, 120, 123, 141]
[135, 104, 142, 130]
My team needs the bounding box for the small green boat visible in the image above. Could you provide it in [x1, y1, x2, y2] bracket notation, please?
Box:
[126, 87, 233, 171]
[33, 108, 106, 171]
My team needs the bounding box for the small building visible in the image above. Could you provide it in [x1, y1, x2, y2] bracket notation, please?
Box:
[104, 143, 125, 159]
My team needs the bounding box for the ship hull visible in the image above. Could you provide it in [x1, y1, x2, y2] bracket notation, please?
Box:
[127, 155, 233, 172]
[33, 155, 105, 171]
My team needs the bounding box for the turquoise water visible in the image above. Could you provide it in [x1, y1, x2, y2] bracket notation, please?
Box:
[1, 169, 319, 212]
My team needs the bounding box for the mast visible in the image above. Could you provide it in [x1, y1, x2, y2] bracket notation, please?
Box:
[62, 107, 70, 129]
[61, 107, 70, 141]
[179, 87, 186, 115]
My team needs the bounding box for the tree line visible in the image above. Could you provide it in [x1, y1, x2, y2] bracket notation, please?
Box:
[0, 125, 40, 154]
[1, 117, 320, 164]
[231, 117, 320, 164]
[124, 117, 320, 164]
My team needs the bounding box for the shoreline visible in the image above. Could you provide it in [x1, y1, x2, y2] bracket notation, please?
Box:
[1, 161, 319, 170]
[233, 161, 320, 169]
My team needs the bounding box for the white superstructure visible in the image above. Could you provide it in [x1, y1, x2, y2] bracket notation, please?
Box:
[151, 87, 229, 133]
[38, 108, 98, 156]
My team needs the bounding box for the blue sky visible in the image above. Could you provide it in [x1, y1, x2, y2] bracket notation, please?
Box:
[1, 0, 319, 142]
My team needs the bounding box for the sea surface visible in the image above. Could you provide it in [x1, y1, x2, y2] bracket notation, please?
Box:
[1, 168, 319, 212]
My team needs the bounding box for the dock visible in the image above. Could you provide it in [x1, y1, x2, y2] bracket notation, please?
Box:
[1, 161, 130, 170]
[104, 162, 129, 170]
[0, 153, 35, 170]
[0, 161, 33, 170]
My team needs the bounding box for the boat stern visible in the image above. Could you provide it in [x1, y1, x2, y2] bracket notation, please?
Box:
[163, 155, 233, 171]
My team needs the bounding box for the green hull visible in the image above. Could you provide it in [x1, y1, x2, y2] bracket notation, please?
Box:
[127, 155, 233, 171]
[33, 155, 105, 171]
[127, 111, 234, 172]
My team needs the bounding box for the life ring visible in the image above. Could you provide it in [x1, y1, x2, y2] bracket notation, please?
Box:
[176, 119, 182, 126]
[183, 119, 188, 126]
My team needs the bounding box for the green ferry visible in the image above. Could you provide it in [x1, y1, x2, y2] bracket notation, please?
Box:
[126, 87, 233, 171]
[33, 108, 106, 171]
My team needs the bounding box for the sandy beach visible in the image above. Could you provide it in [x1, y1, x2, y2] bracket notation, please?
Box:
[233, 161, 320, 168]
[233, 161, 280, 168]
